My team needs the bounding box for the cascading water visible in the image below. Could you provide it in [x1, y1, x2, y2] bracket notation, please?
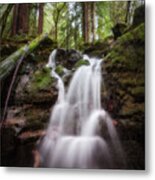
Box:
[39, 49, 125, 169]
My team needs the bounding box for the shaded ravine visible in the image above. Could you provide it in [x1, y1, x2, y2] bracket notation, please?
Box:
[39, 50, 126, 169]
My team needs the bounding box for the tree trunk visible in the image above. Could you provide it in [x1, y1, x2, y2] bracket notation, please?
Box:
[38, 3, 44, 34]
[66, 4, 70, 50]
[74, 3, 78, 49]
[12, 4, 29, 35]
[125, 1, 131, 23]
[82, 2, 91, 43]
[32, 4, 38, 35]
[82, 3, 86, 42]
[91, 2, 95, 43]
[0, 4, 13, 37]
[0, 34, 49, 81]
[87, 3, 91, 43]
[55, 23, 58, 43]
[83, 2, 89, 43]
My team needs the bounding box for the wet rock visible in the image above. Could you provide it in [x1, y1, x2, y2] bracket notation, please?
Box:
[74, 59, 90, 68]
[112, 23, 127, 40]
[133, 5, 145, 27]
[83, 40, 113, 58]
[67, 49, 82, 63]
[100, 22, 145, 169]
[15, 67, 58, 105]
[54, 48, 82, 69]
[55, 65, 65, 76]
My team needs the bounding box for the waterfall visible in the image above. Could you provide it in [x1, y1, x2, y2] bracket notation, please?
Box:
[39, 49, 125, 169]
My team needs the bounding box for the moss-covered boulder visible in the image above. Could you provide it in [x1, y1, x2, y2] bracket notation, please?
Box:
[132, 5, 145, 27]
[101, 22, 145, 169]
[0, 36, 58, 167]
[112, 22, 127, 40]
[15, 66, 57, 105]
[83, 39, 113, 58]
[55, 65, 65, 76]
[103, 22, 144, 117]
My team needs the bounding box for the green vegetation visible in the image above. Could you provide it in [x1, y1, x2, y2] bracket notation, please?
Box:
[55, 65, 64, 76]
[74, 59, 90, 68]
[29, 68, 54, 92]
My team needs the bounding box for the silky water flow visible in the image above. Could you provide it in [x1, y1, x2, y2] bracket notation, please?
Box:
[39, 50, 126, 169]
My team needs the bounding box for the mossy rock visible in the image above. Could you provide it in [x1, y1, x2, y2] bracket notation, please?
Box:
[132, 5, 145, 27]
[74, 59, 90, 68]
[55, 65, 64, 76]
[112, 22, 127, 39]
[28, 67, 54, 92]
[130, 86, 145, 102]
[83, 40, 111, 57]
[105, 23, 144, 72]
[119, 102, 144, 117]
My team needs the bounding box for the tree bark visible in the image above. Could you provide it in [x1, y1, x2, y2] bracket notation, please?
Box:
[74, 3, 78, 49]
[82, 3, 86, 42]
[53, 3, 66, 43]
[91, 2, 95, 43]
[38, 3, 44, 34]
[66, 4, 70, 50]
[82, 2, 91, 43]
[11, 4, 29, 35]
[0, 34, 49, 81]
[0, 4, 13, 37]
[125, 1, 131, 23]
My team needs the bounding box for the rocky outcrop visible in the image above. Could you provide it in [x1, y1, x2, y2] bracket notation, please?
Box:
[132, 5, 145, 27]
[1, 40, 84, 167]
[0, 36, 57, 167]
[112, 23, 127, 40]
[101, 23, 145, 169]
[53, 48, 82, 69]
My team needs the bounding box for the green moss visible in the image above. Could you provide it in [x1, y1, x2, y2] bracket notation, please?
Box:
[104, 23, 145, 71]
[133, 5, 145, 27]
[55, 65, 64, 76]
[131, 86, 144, 97]
[74, 59, 90, 68]
[119, 102, 144, 117]
[118, 23, 144, 44]
[29, 67, 54, 92]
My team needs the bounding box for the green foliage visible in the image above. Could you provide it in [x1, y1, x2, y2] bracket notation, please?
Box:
[105, 23, 144, 71]
[1, 1, 144, 49]
[96, 2, 113, 39]
[30, 67, 53, 92]
[55, 65, 64, 76]
[74, 59, 90, 68]
[131, 86, 144, 97]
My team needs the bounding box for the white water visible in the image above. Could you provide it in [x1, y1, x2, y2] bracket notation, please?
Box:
[40, 50, 125, 169]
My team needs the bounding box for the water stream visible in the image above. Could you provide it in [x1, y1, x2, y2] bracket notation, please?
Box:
[39, 49, 125, 169]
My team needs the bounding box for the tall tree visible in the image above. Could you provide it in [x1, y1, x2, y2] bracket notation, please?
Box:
[125, 1, 131, 23]
[91, 2, 95, 43]
[12, 4, 29, 35]
[66, 3, 70, 49]
[73, 3, 78, 49]
[82, 2, 90, 43]
[30, 4, 38, 35]
[0, 5, 13, 37]
[52, 2, 66, 42]
[38, 3, 44, 34]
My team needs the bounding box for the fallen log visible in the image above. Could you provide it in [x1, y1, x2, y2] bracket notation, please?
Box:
[0, 33, 50, 81]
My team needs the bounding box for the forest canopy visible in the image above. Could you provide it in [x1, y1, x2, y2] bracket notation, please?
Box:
[0, 1, 144, 49]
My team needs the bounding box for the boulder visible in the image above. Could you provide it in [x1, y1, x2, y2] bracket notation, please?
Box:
[102, 23, 145, 169]
[132, 5, 145, 27]
[112, 23, 127, 40]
